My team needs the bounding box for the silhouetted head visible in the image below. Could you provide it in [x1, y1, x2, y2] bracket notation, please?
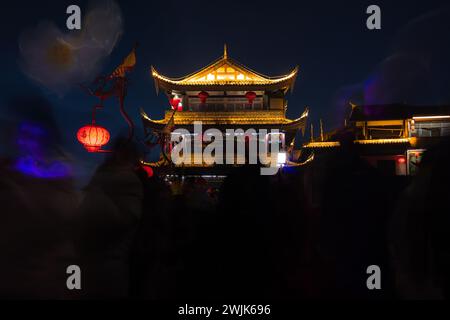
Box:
[108, 136, 141, 167]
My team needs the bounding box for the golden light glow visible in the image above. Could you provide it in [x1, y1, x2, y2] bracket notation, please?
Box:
[356, 120, 404, 126]
[163, 110, 287, 125]
[140, 111, 167, 124]
[412, 115, 450, 120]
[354, 138, 412, 145]
[151, 57, 298, 86]
[303, 137, 417, 147]
[141, 109, 307, 126]
[303, 141, 341, 148]
[291, 108, 309, 122]
[183, 61, 268, 83]
[286, 153, 314, 166]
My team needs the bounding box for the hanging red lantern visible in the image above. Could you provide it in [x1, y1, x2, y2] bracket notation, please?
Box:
[141, 165, 154, 178]
[245, 91, 257, 104]
[198, 91, 209, 104]
[169, 98, 181, 110]
[77, 124, 110, 152]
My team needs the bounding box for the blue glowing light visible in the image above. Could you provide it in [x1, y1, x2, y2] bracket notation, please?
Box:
[13, 122, 71, 179]
[14, 156, 72, 179]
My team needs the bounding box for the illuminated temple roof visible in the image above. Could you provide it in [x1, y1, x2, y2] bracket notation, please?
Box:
[151, 45, 299, 92]
[141, 109, 309, 132]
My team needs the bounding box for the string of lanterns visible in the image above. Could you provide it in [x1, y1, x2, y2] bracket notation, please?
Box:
[196, 91, 257, 106]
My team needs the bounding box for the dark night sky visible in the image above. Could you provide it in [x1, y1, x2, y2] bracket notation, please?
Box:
[1, 0, 449, 183]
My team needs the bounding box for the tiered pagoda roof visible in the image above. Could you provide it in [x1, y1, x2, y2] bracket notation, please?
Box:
[141, 109, 308, 129]
[151, 45, 298, 93]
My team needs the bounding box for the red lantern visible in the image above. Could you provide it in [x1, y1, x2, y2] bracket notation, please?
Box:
[141, 165, 154, 178]
[245, 91, 257, 104]
[198, 91, 209, 104]
[170, 98, 181, 110]
[77, 124, 110, 152]
[397, 156, 406, 164]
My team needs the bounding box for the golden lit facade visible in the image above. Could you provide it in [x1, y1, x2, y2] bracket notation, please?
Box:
[304, 104, 450, 175]
[142, 46, 308, 170]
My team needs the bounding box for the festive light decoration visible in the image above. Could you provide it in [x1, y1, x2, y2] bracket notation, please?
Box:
[412, 115, 450, 120]
[79, 45, 138, 150]
[170, 98, 181, 110]
[354, 138, 411, 145]
[152, 67, 298, 86]
[198, 91, 209, 104]
[303, 141, 341, 148]
[141, 165, 154, 178]
[304, 138, 413, 147]
[77, 124, 110, 152]
[397, 156, 406, 164]
[141, 109, 308, 125]
[245, 91, 256, 104]
[150, 47, 299, 87]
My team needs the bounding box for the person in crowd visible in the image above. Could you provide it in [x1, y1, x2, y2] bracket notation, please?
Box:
[0, 95, 79, 299]
[389, 138, 450, 299]
[75, 137, 143, 299]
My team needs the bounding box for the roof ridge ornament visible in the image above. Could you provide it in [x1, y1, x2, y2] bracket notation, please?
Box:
[223, 43, 228, 60]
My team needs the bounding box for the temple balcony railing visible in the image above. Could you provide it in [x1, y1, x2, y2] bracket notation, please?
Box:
[163, 109, 289, 125]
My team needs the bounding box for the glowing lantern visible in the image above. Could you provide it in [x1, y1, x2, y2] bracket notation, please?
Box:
[170, 98, 181, 110]
[397, 156, 406, 164]
[141, 165, 154, 178]
[198, 91, 209, 104]
[77, 124, 110, 152]
[245, 91, 256, 104]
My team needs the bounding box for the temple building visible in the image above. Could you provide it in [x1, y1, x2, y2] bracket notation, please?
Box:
[141, 45, 308, 175]
[303, 104, 450, 176]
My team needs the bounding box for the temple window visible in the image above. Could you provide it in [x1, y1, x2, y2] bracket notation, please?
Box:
[412, 121, 450, 137]
[186, 96, 263, 111]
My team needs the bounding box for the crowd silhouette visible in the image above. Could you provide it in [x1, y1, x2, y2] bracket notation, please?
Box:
[1, 95, 450, 300]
